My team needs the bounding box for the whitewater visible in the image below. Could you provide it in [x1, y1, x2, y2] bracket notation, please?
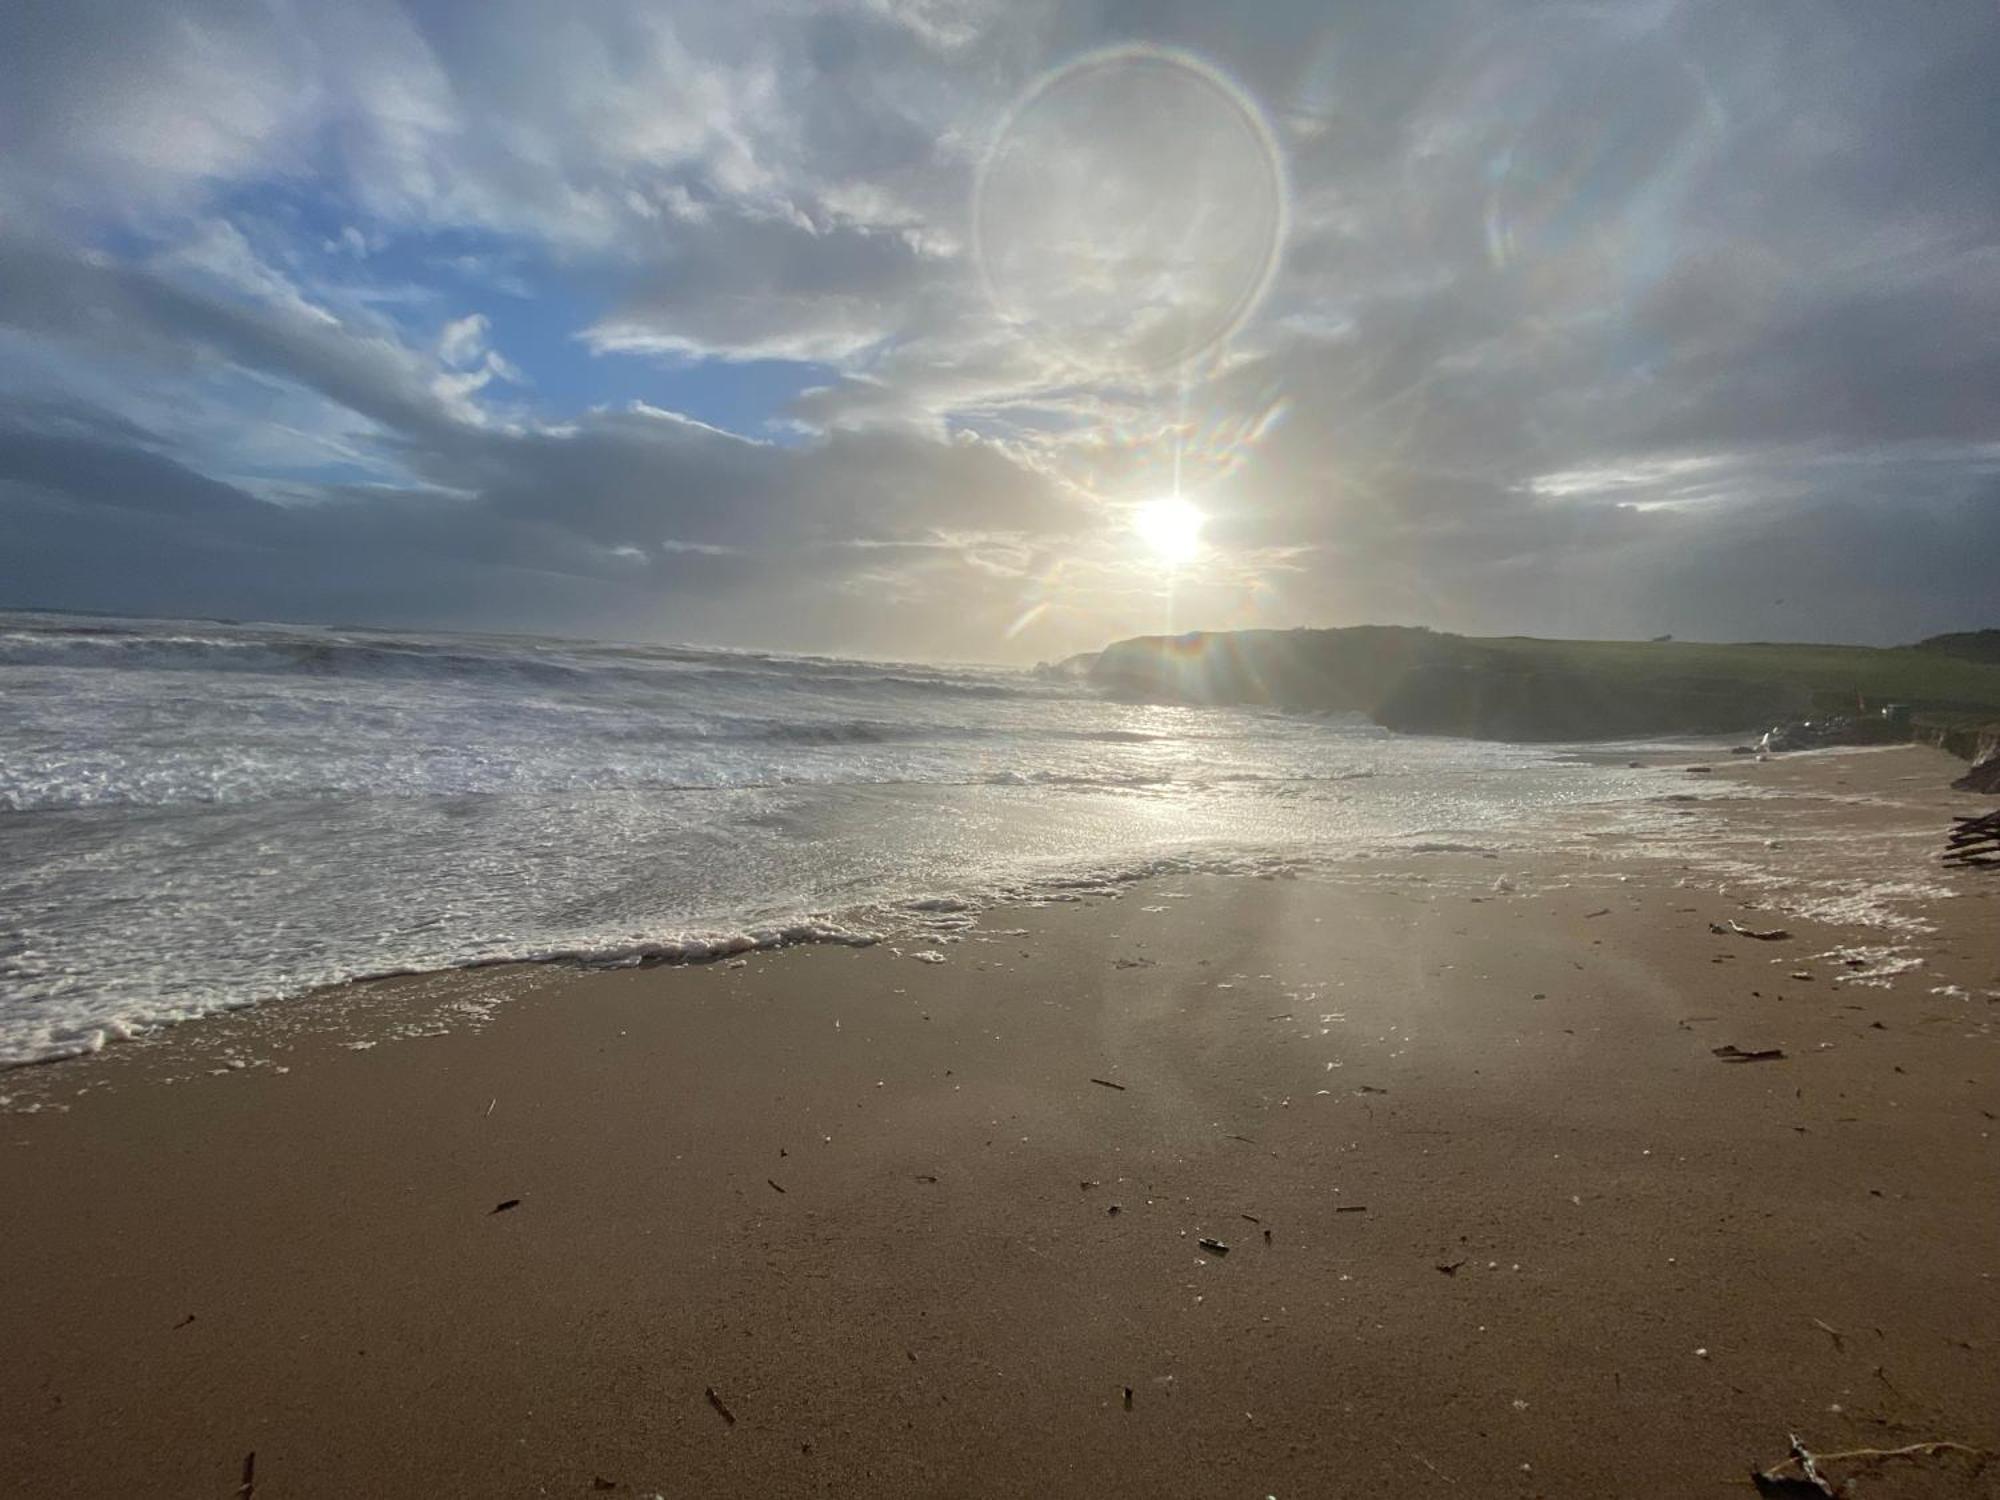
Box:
[0, 610, 1675, 1067]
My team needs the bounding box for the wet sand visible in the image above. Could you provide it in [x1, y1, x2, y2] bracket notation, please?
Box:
[2, 746, 1997, 1497]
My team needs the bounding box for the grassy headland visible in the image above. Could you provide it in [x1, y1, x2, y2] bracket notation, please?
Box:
[1080, 626, 2000, 743]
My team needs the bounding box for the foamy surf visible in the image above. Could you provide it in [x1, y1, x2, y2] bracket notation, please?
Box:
[2, 610, 1713, 1068]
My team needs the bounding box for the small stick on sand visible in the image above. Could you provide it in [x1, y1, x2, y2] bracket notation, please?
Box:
[1712, 919, 1792, 941]
[1752, 1436, 1990, 1496]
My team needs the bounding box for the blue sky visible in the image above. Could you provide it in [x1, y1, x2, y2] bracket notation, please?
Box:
[143, 177, 841, 476]
[2, 1, 1998, 659]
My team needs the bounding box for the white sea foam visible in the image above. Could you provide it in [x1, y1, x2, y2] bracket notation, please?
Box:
[1819, 945, 1926, 988]
[1785, 879, 1953, 935]
[0, 610, 1759, 1068]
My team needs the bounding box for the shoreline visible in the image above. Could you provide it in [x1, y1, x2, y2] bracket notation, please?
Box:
[0, 734, 1773, 1075]
[4, 746, 1997, 1496]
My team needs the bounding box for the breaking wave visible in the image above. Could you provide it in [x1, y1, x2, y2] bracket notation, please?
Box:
[0, 610, 1670, 1069]
[0, 620, 1058, 703]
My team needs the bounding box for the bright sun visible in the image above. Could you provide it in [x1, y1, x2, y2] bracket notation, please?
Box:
[1133, 495, 1206, 565]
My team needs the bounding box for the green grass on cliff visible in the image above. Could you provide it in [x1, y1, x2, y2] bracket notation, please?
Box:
[1087, 625, 2000, 740]
[1469, 636, 2000, 715]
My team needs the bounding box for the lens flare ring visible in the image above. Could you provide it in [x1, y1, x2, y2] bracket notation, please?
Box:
[973, 44, 1291, 378]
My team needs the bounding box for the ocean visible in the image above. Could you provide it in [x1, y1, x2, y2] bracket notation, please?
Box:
[0, 610, 1672, 1068]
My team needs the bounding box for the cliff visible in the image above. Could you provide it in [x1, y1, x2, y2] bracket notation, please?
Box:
[1087, 627, 2000, 744]
[1915, 628, 2000, 664]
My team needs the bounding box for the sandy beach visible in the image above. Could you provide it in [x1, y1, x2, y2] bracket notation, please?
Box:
[3, 745, 1997, 1497]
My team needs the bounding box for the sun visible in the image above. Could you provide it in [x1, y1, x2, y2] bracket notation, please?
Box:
[1133, 495, 1206, 565]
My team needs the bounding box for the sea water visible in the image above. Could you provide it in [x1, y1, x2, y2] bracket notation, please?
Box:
[0, 610, 1671, 1066]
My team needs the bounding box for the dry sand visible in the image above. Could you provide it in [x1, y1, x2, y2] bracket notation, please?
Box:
[2, 745, 1997, 1497]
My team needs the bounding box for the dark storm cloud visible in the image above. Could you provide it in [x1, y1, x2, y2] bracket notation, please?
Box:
[0, 416, 265, 522]
[1, 0, 1997, 655]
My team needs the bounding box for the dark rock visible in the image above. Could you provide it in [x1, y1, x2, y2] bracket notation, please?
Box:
[1953, 754, 2000, 794]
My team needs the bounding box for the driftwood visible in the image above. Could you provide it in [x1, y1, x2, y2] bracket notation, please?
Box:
[1711, 919, 1792, 941]
[1752, 1435, 1991, 1496]
[1945, 810, 2000, 868]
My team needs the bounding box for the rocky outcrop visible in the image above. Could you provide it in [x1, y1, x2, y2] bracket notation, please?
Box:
[1948, 724, 2000, 792]
[1917, 719, 2000, 763]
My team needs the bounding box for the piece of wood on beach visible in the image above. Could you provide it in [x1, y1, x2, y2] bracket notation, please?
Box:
[1752, 1436, 1993, 1496]
[490, 1198, 521, 1214]
[1088, 1077, 1126, 1091]
[704, 1386, 737, 1426]
[1713, 1045, 1787, 1063]
[1750, 1477, 1834, 1498]
[237, 1451, 256, 1499]
[1944, 810, 2000, 866]
[1712, 919, 1792, 941]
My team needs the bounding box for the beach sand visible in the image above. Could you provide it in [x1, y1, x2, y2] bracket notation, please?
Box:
[3, 746, 1997, 1497]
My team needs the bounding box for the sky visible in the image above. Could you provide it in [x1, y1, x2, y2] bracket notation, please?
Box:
[2, 0, 1997, 662]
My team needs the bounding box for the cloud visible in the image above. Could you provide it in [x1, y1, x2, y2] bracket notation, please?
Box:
[1, 0, 1998, 658]
[0, 1, 310, 221]
[585, 211, 952, 364]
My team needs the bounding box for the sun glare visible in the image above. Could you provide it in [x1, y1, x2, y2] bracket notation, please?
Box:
[1134, 496, 1205, 565]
